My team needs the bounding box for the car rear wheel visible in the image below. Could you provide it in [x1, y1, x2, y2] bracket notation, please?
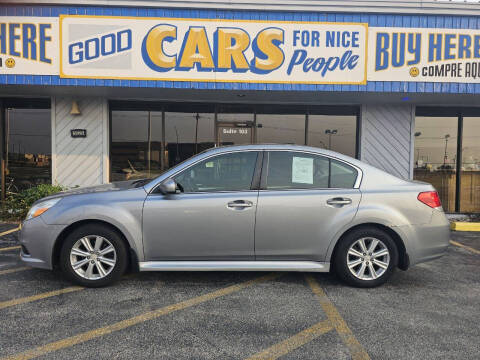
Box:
[60, 224, 128, 287]
[333, 227, 398, 287]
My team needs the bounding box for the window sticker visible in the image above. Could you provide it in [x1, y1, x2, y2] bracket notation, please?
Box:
[205, 161, 214, 168]
[292, 157, 314, 184]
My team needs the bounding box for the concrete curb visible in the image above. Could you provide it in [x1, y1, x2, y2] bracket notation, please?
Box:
[451, 222, 480, 232]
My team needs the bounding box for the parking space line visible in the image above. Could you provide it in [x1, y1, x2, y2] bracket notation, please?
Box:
[0, 274, 145, 310]
[450, 240, 480, 255]
[0, 246, 21, 252]
[0, 273, 280, 360]
[0, 267, 31, 276]
[0, 286, 84, 310]
[244, 320, 333, 360]
[0, 227, 20, 238]
[306, 275, 370, 360]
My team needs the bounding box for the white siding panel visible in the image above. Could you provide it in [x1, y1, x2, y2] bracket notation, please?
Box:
[360, 104, 415, 180]
[52, 97, 108, 188]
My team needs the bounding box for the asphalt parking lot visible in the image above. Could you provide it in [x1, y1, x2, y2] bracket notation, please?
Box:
[0, 225, 479, 360]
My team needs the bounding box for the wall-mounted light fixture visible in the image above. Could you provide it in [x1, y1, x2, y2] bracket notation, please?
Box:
[70, 100, 81, 116]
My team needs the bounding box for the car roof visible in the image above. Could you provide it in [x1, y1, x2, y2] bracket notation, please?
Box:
[202, 144, 357, 162]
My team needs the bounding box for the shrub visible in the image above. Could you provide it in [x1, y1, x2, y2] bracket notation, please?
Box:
[1, 184, 66, 221]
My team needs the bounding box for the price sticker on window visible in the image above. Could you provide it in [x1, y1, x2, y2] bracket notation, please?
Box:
[292, 157, 314, 184]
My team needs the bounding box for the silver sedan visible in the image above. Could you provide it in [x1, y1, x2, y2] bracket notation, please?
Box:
[19, 144, 450, 288]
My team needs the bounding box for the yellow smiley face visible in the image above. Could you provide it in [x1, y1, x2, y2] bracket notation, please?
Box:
[409, 67, 419, 77]
[5, 58, 15, 68]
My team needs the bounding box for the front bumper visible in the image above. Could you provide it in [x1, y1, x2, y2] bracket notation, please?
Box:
[19, 216, 66, 270]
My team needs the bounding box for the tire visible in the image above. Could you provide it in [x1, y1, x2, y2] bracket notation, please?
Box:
[333, 227, 398, 288]
[60, 224, 128, 287]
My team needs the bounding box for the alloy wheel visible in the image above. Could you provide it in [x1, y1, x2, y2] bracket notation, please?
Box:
[69, 235, 117, 280]
[346, 237, 390, 281]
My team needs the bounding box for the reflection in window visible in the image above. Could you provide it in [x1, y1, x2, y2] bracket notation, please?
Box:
[174, 151, 258, 192]
[165, 112, 215, 167]
[5, 108, 51, 191]
[308, 115, 357, 157]
[413, 116, 458, 212]
[461, 117, 480, 212]
[257, 114, 305, 145]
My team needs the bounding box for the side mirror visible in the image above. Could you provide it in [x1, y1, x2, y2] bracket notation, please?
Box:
[158, 178, 177, 194]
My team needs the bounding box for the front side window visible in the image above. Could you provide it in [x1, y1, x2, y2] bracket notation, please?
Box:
[265, 151, 357, 190]
[173, 151, 258, 193]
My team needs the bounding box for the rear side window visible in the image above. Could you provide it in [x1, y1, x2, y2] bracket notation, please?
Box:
[265, 151, 357, 190]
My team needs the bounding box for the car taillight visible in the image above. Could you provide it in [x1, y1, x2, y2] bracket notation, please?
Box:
[417, 191, 442, 208]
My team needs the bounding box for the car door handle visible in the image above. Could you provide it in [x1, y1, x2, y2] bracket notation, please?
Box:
[326, 198, 352, 206]
[227, 200, 253, 209]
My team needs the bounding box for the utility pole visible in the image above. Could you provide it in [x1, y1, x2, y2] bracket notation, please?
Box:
[443, 134, 450, 167]
[174, 126, 180, 164]
[414, 132, 422, 165]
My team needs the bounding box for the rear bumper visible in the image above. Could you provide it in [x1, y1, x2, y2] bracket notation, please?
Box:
[18, 216, 66, 270]
[395, 209, 450, 266]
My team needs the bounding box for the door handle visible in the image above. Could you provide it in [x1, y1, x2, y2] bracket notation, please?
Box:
[326, 197, 352, 206]
[227, 200, 253, 209]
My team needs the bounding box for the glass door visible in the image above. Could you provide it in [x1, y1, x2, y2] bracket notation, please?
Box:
[413, 116, 458, 213]
[216, 112, 254, 146]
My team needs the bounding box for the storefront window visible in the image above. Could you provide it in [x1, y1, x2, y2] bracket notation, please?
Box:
[111, 105, 217, 179]
[4, 108, 51, 192]
[165, 112, 215, 167]
[110, 111, 162, 181]
[307, 115, 357, 157]
[413, 116, 458, 212]
[256, 114, 305, 145]
[110, 104, 359, 184]
[460, 117, 480, 212]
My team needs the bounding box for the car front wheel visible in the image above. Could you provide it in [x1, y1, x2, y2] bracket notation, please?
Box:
[333, 227, 398, 287]
[60, 224, 128, 287]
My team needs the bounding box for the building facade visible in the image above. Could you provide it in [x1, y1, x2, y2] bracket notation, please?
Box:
[1, 0, 480, 212]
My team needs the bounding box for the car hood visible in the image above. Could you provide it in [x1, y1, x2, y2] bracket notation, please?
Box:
[39, 179, 149, 202]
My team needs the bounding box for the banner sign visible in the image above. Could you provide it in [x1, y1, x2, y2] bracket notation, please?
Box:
[58, 15, 368, 84]
[368, 27, 480, 83]
[2, 14, 480, 85]
[0, 17, 58, 75]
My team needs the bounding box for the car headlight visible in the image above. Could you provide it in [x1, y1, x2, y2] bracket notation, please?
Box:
[25, 198, 61, 221]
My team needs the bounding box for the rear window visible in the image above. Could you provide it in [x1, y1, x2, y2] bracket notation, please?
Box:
[330, 159, 358, 188]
